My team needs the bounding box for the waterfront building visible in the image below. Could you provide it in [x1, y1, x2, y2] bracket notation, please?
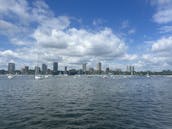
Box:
[21, 68, 25, 74]
[106, 67, 110, 73]
[53, 62, 58, 72]
[82, 63, 87, 73]
[130, 66, 135, 75]
[47, 69, 52, 74]
[8, 63, 15, 74]
[114, 68, 122, 75]
[97, 62, 102, 74]
[21, 66, 29, 74]
[115, 68, 122, 72]
[64, 66, 67, 74]
[42, 64, 47, 74]
[24, 66, 29, 74]
[126, 65, 135, 75]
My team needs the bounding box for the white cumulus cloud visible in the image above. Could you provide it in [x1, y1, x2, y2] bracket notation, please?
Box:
[151, 36, 172, 52]
[150, 0, 172, 24]
[0, 0, 136, 70]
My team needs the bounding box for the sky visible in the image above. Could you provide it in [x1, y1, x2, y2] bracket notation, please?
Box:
[0, 0, 172, 71]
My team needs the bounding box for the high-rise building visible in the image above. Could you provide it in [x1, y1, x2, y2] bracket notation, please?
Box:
[21, 66, 29, 74]
[8, 63, 15, 74]
[126, 65, 130, 72]
[126, 65, 135, 75]
[21, 68, 25, 74]
[53, 62, 58, 72]
[64, 66, 67, 74]
[42, 64, 47, 74]
[82, 63, 87, 72]
[130, 66, 135, 75]
[97, 62, 102, 73]
[24, 66, 29, 74]
[106, 67, 110, 73]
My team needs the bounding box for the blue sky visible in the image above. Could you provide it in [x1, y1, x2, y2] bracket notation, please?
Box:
[0, 0, 172, 71]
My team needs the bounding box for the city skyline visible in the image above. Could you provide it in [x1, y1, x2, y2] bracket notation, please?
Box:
[6, 62, 129, 72]
[3, 61, 171, 75]
[0, 0, 172, 71]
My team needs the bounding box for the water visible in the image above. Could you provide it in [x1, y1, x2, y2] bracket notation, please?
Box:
[0, 75, 172, 129]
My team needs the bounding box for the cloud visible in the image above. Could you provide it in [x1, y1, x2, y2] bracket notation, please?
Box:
[0, 50, 19, 58]
[150, 0, 172, 24]
[153, 9, 172, 24]
[93, 18, 105, 26]
[33, 26, 128, 63]
[159, 25, 172, 33]
[151, 36, 172, 52]
[128, 29, 135, 34]
[120, 54, 138, 61]
[148, 0, 172, 70]
[10, 38, 34, 46]
[120, 20, 136, 35]
[0, 0, 136, 70]
[0, 0, 29, 20]
[0, 0, 55, 40]
[3, 0, 170, 71]
[132, 36, 172, 71]
[0, 19, 19, 36]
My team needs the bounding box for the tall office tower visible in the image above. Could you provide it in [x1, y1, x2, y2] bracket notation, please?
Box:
[126, 65, 134, 73]
[130, 66, 135, 75]
[126, 66, 129, 72]
[106, 67, 110, 73]
[42, 64, 47, 74]
[64, 66, 67, 73]
[82, 63, 87, 72]
[24, 66, 29, 74]
[8, 63, 15, 74]
[97, 62, 102, 74]
[127, 65, 135, 75]
[53, 62, 58, 72]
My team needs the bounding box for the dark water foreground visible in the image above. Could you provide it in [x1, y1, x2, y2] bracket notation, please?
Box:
[0, 75, 172, 129]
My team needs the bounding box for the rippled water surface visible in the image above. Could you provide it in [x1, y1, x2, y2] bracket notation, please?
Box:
[0, 75, 172, 129]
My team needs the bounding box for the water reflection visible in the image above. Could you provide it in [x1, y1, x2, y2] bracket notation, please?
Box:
[0, 75, 172, 129]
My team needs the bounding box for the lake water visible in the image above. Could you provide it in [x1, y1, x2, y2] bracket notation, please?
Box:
[0, 75, 172, 129]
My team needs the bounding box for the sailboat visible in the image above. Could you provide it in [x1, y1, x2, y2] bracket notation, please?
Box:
[44, 73, 52, 79]
[35, 75, 44, 80]
[44, 75, 49, 78]
[34, 41, 44, 80]
[7, 74, 15, 79]
[34, 66, 44, 80]
[146, 72, 150, 78]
